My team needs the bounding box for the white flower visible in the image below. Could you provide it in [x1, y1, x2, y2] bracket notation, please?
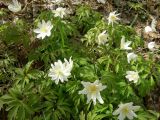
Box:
[107, 11, 120, 26]
[125, 71, 139, 83]
[8, 0, 21, 13]
[97, 0, 106, 4]
[120, 36, 132, 50]
[144, 26, 152, 33]
[127, 53, 137, 63]
[97, 31, 109, 45]
[51, 0, 63, 4]
[144, 18, 157, 33]
[79, 80, 106, 105]
[48, 57, 73, 84]
[148, 42, 158, 51]
[52, 7, 67, 18]
[34, 20, 53, 39]
[113, 102, 140, 120]
[72, 0, 82, 5]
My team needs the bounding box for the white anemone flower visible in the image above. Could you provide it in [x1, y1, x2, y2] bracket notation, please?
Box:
[144, 26, 152, 33]
[148, 42, 158, 51]
[8, 0, 21, 13]
[97, 0, 106, 4]
[34, 20, 53, 39]
[48, 57, 73, 84]
[107, 11, 120, 26]
[72, 0, 82, 5]
[120, 36, 132, 50]
[125, 71, 139, 83]
[97, 31, 109, 45]
[79, 80, 106, 105]
[127, 53, 137, 63]
[52, 7, 67, 18]
[113, 102, 140, 120]
[144, 18, 157, 33]
[51, 0, 64, 4]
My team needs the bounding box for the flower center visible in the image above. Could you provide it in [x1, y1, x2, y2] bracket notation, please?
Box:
[88, 85, 98, 94]
[40, 27, 48, 33]
[55, 69, 63, 76]
[111, 15, 116, 21]
[122, 107, 129, 115]
[131, 74, 137, 79]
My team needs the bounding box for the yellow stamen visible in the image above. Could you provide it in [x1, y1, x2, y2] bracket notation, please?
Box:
[111, 15, 116, 21]
[88, 85, 98, 94]
[122, 107, 129, 115]
[41, 27, 47, 33]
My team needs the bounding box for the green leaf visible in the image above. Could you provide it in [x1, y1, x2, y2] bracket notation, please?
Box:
[79, 111, 85, 120]
[24, 61, 34, 73]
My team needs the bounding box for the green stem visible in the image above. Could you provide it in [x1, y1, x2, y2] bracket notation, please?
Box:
[130, 14, 138, 27]
[58, 19, 65, 55]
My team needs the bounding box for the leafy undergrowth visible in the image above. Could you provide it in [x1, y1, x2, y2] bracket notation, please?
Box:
[0, 0, 160, 120]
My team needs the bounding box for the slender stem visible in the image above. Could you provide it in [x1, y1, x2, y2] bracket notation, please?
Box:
[130, 14, 138, 27]
[59, 19, 65, 47]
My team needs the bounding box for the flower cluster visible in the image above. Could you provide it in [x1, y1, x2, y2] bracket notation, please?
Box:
[33, 10, 146, 120]
[6, 1, 159, 118]
[106, 11, 142, 120]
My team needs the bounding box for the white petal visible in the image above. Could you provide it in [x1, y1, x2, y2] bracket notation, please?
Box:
[113, 108, 120, 115]
[100, 85, 107, 91]
[92, 96, 97, 105]
[126, 113, 134, 120]
[96, 93, 104, 104]
[78, 89, 87, 94]
[41, 34, 46, 39]
[94, 80, 99, 84]
[86, 94, 92, 104]
[118, 113, 126, 120]
[81, 81, 90, 87]
[126, 111, 137, 120]
[37, 34, 42, 39]
[125, 41, 132, 46]
[34, 29, 40, 33]
[132, 106, 140, 111]
[38, 22, 42, 28]
[47, 31, 51, 37]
